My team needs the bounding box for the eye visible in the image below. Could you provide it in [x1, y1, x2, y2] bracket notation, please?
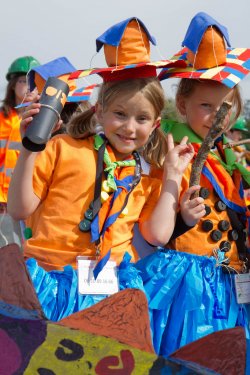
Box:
[138, 115, 151, 123]
[201, 103, 211, 108]
[17, 79, 27, 85]
[114, 111, 125, 118]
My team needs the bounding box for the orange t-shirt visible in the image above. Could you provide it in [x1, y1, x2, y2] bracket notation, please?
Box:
[151, 154, 247, 272]
[24, 134, 162, 270]
[0, 110, 21, 202]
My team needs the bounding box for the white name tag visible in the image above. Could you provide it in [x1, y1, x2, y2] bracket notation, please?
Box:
[234, 273, 250, 304]
[77, 256, 119, 295]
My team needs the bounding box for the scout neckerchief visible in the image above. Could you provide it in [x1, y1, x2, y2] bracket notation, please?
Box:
[162, 120, 248, 212]
[91, 134, 141, 278]
[162, 120, 250, 186]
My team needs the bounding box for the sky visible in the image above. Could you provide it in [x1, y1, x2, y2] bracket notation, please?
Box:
[1, 0, 250, 101]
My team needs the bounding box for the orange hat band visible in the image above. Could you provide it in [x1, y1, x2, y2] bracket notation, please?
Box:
[100, 65, 157, 82]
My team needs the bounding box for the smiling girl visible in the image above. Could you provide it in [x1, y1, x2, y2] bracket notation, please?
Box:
[7, 75, 204, 321]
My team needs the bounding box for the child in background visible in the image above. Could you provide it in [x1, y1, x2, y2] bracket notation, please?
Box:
[135, 12, 250, 357]
[0, 56, 40, 248]
[7, 18, 205, 322]
[225, 117, 249, 166]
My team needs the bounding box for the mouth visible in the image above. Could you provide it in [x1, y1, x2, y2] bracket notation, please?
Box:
[117, 134, 135, 142]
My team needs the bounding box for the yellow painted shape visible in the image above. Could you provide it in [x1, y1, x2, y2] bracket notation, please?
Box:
[60, 92, 67, 106]
[24, 323, 156, 374]
[45, 86, 57, 96]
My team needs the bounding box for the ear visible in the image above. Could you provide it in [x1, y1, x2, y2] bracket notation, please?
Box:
[176, 95, 186, 116]
[152, 116, 161, 132]
[95, 103, 103, 123]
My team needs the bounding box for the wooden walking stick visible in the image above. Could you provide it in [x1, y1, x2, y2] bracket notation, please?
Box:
[189, 101, 232, 198]
[223, 139, 250, 149]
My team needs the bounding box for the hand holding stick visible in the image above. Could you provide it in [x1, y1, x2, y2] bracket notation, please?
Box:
[189, 101, 232, 198]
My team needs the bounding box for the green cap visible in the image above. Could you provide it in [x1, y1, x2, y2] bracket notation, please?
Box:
[6, 56, 40, 81]
[232, 117, 248, 132]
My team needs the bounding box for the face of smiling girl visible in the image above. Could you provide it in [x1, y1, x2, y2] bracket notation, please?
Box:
[177, 81, 233, 139]
[96, 90, 160, 159]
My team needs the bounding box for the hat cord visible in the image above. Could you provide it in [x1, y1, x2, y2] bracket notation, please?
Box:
[135, 18, 148, 56]
[17, 72, 31, 109]
[211, 26, 223, 81]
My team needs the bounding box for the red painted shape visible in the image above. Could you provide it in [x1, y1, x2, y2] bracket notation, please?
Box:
[95, 350, 135, 374]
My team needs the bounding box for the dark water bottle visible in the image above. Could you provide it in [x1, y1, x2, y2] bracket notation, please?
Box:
[22, 77, 69, 152]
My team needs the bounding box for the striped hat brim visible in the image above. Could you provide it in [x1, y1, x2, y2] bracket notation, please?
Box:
[15, 84, 99, 109]
[158, 47, 250, 88]
[68, 60, 184, 82]
[67, 84, 99, 102]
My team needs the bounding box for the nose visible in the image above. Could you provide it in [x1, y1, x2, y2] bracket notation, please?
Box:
[124, 117, 136, 133]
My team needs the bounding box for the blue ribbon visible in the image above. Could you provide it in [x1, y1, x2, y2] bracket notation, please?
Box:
[93, 249, 111, 280]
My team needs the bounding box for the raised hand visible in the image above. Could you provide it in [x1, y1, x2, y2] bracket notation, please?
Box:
[20, 93, 41, 139]
[163, 133, 194, 179]
[20, 92, 62, 141]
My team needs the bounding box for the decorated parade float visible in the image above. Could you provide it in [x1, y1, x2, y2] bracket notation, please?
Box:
[0, 243, 249, 374]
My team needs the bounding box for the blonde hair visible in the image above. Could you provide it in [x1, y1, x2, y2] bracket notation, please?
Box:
[68, 77, 168, 168]
[176, 78, 243, 125]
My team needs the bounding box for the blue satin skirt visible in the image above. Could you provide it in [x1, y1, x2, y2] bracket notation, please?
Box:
[26, 249, 249, 357]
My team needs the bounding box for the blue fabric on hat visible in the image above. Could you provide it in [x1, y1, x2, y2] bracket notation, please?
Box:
[182, 12, 231, 54]
[28, 56, 76, 91]
[96, 17, 156, 52]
